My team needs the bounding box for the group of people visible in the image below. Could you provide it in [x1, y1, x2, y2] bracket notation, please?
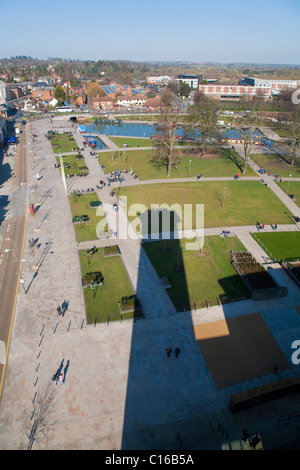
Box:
[57, 305, 65, 317]
[257, 221, 265, 230]
[221, 230, 231, 238]
[166, 346, 181, 358]
[52, 371, 64, 385]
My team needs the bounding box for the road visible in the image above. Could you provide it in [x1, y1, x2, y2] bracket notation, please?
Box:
[0, 123, 28, 402]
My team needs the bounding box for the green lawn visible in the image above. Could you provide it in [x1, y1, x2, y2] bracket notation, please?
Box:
[68, 192, 103, 242]
[98, 147, 256, 181]
[50, 133, 78, 154]
[251, 231, 300, 261]
[143, 236, 251, 312]
[56, 155, 88, 176]
[119, 181, 294, 230]
[109, 137, 155, 148]
[277, 181, 300, 207]
[250, 152, 300, 177]
[272, 127, 292, 138]
[78, 248, 141, 323]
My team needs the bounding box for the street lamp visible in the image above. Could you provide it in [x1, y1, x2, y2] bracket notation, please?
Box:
[4, 249, 27, 293]
[189, 159, 192, 177]
[287, 174, 292, 195]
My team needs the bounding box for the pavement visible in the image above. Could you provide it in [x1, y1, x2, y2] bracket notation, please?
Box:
[0, 116, 300, 450]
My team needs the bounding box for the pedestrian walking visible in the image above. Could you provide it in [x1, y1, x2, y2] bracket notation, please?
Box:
[166, 346, 172, 357]
[175, 348, 181, 358]
[58, 373, 64, 385]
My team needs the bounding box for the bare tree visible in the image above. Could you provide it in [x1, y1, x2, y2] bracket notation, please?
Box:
[24, 384, 57, 450]
[276, 107, 300, 166]
[151, 110, 181, 177]
[187, 91, 219, 154]
[238, 97, 264, 174]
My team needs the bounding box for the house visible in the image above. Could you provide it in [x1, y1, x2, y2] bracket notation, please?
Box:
[144, 97, 165, 111]
[116, 95, 147, 108]
[49, 98, 58, 107]
[32, 87, 55, 102]
[68, 87, 87, 107]
[92, 95, 116, 111]
[23, 99, 35, 111]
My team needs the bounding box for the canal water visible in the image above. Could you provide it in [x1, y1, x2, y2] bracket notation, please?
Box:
[82, 122, 272, 147]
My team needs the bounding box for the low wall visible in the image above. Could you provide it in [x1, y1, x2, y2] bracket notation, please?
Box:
[229, 376, 300, 414]
[252, 286, 288, 301]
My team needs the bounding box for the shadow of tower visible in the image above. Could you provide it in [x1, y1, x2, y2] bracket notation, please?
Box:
[120, 207, 203, 449]
[120, 205, 296, 450]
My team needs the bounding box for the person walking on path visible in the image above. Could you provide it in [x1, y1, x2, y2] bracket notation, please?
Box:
[58, 372, 64, 385]
[166, 346, 172, 357]
[175, 348, 181, 358]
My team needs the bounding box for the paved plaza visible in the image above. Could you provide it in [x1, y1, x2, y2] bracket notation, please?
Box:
[0, 115, 300, 450]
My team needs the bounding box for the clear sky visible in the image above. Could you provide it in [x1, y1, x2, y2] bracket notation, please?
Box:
[1, 0, 300, 64]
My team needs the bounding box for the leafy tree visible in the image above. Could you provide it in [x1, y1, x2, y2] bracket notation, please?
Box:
[86, 81, 105, 97]
[54, 85, 65, 105]
[179, 82, 191, 98]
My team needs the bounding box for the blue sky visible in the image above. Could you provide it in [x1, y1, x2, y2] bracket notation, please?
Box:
[1, 0, 300, 64]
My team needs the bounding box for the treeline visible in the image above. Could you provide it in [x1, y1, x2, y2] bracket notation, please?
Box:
[0, 57, 299, 85]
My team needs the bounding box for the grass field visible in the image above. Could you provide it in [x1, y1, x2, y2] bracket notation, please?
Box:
[119, 181, 294, 229]
[98, 147, 256, 180]
[109, 136, 155, 148]
[143, 236, 251, 312]
[250, 152, 300, 177]
[277, 181, 300, 207]
[56, 155, 89, 176]
[78, 248, 141, 323]
[251, 231, 300, 261]
[68, 192, 103, 242]
[50, 133, 78, 154]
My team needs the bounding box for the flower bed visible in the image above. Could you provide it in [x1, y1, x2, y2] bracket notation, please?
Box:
[102, 245, 120, 256]
[119, 295, 139, 313]
[82, 271, 103, 287]
[282, 260, 300, 287]
[231, 251, 277, 291]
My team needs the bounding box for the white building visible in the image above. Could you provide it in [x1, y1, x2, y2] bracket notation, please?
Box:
[238, 77, 298, 91]
[0, 81, 6, 104]
[117, 95, 147, 108]
[177, 75, 201, 89]
[146, 76, 172, 84]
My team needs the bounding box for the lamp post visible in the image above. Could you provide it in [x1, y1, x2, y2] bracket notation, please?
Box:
[189, 159, 192, 177]
[4, 249, 27, 293]
[287, 174, 292, 195]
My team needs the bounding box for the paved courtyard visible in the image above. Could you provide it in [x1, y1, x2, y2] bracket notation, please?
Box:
[0, 116, 300, 450]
